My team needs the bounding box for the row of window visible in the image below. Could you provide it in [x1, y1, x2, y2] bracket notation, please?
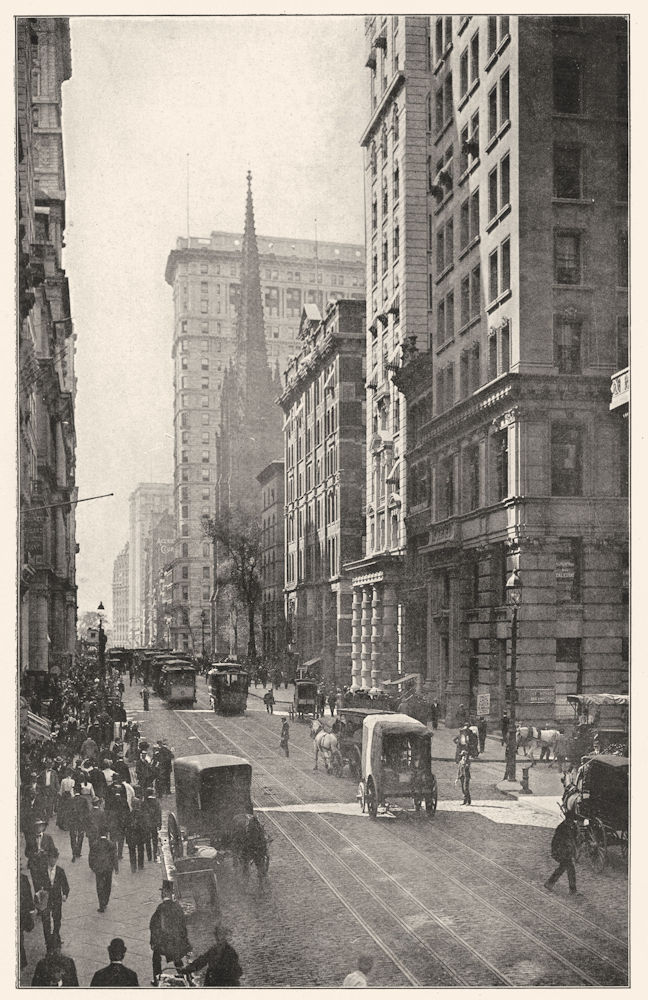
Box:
[286, 535, 339, 584]
[286, 447, 338, 500]
[178, 540, 212, 558]
[371, 164, 400, 228]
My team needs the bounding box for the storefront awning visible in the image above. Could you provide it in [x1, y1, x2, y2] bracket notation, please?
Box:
[22, 711, 52, 742]
[302, 657, 321, 669]
[382, 673, 420, 687]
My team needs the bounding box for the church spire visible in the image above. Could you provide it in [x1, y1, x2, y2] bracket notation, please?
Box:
[236, 170, 269, 387]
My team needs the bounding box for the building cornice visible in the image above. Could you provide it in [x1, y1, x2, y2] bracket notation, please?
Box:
[360, 71, 406, 148]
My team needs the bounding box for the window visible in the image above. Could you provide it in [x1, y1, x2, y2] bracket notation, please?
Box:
[554, 231, 581, 285]
[488, 167, 498, 221]
[554, 146, 582, 199]
[393, 104, 399, 142]
[554, 315, 582, 374]
[182, 565, 189, 580]
[556, 539, 582, 604]
[470, 31, 479, 83]
[370, 143, 377, 179]
[200, 300, 208, 314]
[488, 86, 497, 139]
[460, 48, 469, 97]
[460, 349, 469, 398]
[551, 424, 582, 496]
[265, 287, 279, 316]
[426, 93, 432, 132]
[203, 566, 210, 580]
[201, 395, 209, 407]
[460, 199, 470, 250]
[470, 264, 480, 319]
[617, 231, 628, 287]
[556, 639, 582, 693]
[382, 177, 388, 216]
[372, 196, 378, 231]
[489, 250, 498, 303]
[393, 225, 400, 261]
[487, 16, 497, 57]
[372, 251, 378, 286]
[494, 428, 509, 500]
[437, 455, 455, 519]
[501, 239, 510, 293]
[181, 356, 188, 370]
[393, 162, 400, 202]
[435, 88, 444, 133]
[500, 153, 510, 209]
[617, 315, 628, 369]
[461, 275, 470, 327]
[201, 468, 210, 481]
[500, 70, 510, 123]
[435, 17, 443, 62]
[201, 413, 209, 425]
[436, 218, 453, 274]
[464, 444, 480, 511]
[202, 449, 209, 464]
[436, 292, 454, 346]
[382, 237, 389, 273]
[202, 487, 210, 501]
[444, 73, 453, 123]
[553, 56, 582, 115]
[201, 376, 209, 390]
[201, 356, 209, 370]
[286, 288, 302, 318]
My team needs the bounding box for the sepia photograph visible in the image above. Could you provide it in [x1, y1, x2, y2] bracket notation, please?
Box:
[16, 10, 629, 988]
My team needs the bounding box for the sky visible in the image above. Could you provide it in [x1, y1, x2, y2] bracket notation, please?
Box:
[62, 15, 368, 620]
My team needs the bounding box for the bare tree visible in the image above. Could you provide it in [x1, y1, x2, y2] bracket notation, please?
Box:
[202, 504, 262, 661]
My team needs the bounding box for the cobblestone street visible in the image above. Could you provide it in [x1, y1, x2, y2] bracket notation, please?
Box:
[131, 682, 628, 988]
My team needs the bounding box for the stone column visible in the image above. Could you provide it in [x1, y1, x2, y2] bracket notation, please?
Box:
[370, 586, 383, 691]
[65, 591, 77, 660]
[381, 583, 398, 686]
[360, 586, 372, 689]
[444, 568, 462, 723]
[351, 588, 362, 690]
[29, 584, 49, 674]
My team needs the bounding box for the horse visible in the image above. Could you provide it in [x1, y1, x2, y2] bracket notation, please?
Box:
[516, 726, 562, 765]
[230, 812, 269, 882]
[310, 718, 340, 773]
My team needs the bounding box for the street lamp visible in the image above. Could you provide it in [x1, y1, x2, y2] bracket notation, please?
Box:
[97, 601, 106, 676]
[504, 569, 521, 781]
[200, 609, 207, 667]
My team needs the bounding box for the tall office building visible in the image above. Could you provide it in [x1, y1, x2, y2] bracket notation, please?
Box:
[165, 182, 365, 656]
[112, 543, 129, 646]
[128, 483, 173, 648]
[350, 15, 628, 723]
[257, 461, 286, 659]
[18, 17, 78, 683]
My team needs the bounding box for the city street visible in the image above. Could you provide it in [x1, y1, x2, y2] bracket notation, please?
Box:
[131, 681, 627, 988]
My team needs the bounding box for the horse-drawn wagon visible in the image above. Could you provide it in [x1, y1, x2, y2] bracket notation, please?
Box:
[566, 693, 629, 760]
[562, 753, 628, 872]
[333, 706, 395, 779]
[357, 714, 438, 819]
[167, 754, 269, 889]
[292, 678, 318, 721]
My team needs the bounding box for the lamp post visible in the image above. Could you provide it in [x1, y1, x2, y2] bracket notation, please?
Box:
[200, 609, 207, 667]
[504, 570, 521, 781]
[97, 601, 106, 676]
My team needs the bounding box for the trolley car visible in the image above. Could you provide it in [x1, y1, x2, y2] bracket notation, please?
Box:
[207, 662, 249, 715]
[161, 662, 197, 705]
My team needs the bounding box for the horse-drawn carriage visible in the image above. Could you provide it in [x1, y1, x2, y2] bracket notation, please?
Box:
[207, 663, 249, 715]
[562, 753, 628, 872]
[357, 714, 438, 819]
[566, 693, 629, 760]
[333, 706, 395, 779]
[167, 755, 269, 884]
[292, 678, 318, 721]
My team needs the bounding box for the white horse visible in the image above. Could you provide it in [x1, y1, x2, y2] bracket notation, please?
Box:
[310, 718, 340, 772]
[516, 726, 562, 765]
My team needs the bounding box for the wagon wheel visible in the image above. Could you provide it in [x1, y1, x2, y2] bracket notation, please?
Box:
[358, 781, 366, 814]
[167, 812, 184, 859]
[330, 750, 343, 778]
[586, 818, 607, 873]
[620, 828, 628, 862]
[426, 776, 438, 816]
[366, 778, 378, 820]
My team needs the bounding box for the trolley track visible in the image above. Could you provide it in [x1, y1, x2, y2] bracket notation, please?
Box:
[206, 695, 628, 955]
[173, 707, 624, 987]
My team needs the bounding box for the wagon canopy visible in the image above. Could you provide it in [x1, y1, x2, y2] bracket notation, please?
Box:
[581, 754, 628, 825]
[567, 693, 629, 710]
[174, 754, 253, 837]
[362, 713, 431, 782]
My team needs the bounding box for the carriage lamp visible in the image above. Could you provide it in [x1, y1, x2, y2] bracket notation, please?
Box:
[505, 570, 521, 782]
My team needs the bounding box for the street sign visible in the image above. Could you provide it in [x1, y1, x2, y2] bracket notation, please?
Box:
[477, 692, 490, 715]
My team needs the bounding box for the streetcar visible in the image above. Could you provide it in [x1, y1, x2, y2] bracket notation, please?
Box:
[160, 662, 197, 705]
[357, 713, 438, 818]
[207, 662, 249, 715]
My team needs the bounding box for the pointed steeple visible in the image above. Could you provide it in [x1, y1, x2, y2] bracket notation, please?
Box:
[236, 171, 270, 392]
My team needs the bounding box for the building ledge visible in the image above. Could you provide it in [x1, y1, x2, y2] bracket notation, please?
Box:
[361, 71, 406, 147]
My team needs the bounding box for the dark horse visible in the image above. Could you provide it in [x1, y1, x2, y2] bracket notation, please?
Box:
[230, 813, 269, 881]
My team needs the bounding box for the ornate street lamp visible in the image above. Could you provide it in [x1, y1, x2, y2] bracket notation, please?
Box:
[504, 569, 521, 781]
[97, 601, 106, 676]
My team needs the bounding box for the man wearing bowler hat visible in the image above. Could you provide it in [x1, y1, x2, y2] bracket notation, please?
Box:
[90, 937, 139, 986]
[149, 880, 191, 985]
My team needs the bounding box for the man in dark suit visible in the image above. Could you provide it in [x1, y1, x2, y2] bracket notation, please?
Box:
[26, 819, 56, 891]
[40, 848, 69, 952]
[37, 759, 60, 820]
[20, 870, 35, 969]
[89, 832, 118, 912]
[90, 937, 139, 986]
[31, 945, 78, 986]
[86, 797, 110, 848]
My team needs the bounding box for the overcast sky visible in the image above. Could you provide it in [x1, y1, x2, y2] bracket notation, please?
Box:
[62, 15, 367, 620]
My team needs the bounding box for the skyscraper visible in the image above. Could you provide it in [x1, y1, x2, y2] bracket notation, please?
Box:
[128, 483, 174, 648]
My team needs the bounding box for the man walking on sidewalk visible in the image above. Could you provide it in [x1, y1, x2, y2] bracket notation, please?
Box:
[40, 848, 69, 952]
[544, 816, 579, 895]
[89, 832, 119, 912]
[91, 938, 139, 986]
[457, 751, 472, 806]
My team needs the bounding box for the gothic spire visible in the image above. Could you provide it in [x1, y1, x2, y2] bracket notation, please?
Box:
[236, 170, 269, 388]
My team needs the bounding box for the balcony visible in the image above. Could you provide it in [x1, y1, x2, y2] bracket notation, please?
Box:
[610, 367, 629, 412]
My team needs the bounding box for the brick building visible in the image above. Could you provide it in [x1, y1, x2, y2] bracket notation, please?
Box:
[355, 15, 628, 722]
[111, 543, 129, 646]
[280, 299, 366, 684]
[18, 17, 78, 683]
[257, 461, 286, 658]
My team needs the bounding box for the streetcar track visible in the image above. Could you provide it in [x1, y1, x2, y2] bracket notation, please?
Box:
[179, 710, 604, 987]
[187, 702, 627, 984]
[170, 708, 422, 987]
[197, 693, 628, 954]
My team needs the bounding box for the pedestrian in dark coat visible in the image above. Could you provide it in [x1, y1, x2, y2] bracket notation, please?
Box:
[477, 717, 488, 754]
[39, 848, 69, 952]
[105, 783, 129, 860]
[89, 833, 119, 912]
[112, 755, 132, 785]
[69, 790, 91, 861]
[263, 688, 275, 714]
[128, 664, 135, 686]
[20, 870, 35, 969]
[125, 800, 148, 872]
[86, 798, 110, 850]
[180, 924, 242, 986]
[457, 751, 472, 805]
[501, 712, 509, 747]
[544, 817, 578, 894]
[91, 937, 139, 986]
[328, 691, 337, 716]
[31, 946, 79, 986]
[142, 791, 162, 861]
[149, 881, 191, 984]
[26, 820, 56, 890]
[156, 739, 174, 795]
[429, 700, 439, 730]
[37, 761, 60, 821]
[141, 686, 150, 711]
[457, 703, 467, 726]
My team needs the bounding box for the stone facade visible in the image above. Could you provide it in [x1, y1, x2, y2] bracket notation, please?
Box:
[111, 543, 129, 646]
[128, 483, 173, 648]
[280, 299, 366, 685]
[18, 17, 77, 682]
[371, 14, 630, 724]
[257, 461, 286, 657]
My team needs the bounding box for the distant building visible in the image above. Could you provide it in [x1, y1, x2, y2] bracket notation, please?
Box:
[164, 207, 365, 658]
[257, 461, 285, 658]
[279, 299, 366, 684]
[145, 510, 175, 647]
[112, 543, 129, 646]
[18, 17, 77, 684]
[354, 14, 628, 721]
[128, 483, 174, 647]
